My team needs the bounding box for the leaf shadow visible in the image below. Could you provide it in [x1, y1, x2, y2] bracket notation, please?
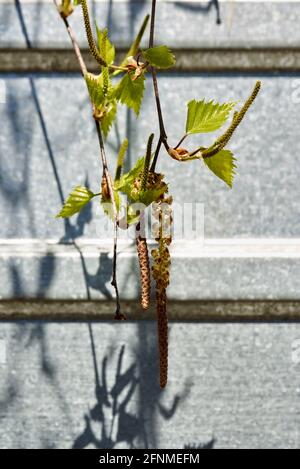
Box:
[73, 322, 195, 449]
[184, 439, 215, 449]
[174, 0, 222, 25]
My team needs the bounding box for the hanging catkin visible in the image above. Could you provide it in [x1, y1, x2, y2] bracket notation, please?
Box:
[151, 195, 173, 388]
[135, 133, 154, 310]
[81, 0, 107, 68]
[136, 233, 151, 310]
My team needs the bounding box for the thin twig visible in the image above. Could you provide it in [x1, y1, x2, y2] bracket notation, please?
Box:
[151, 68, 169, 148]
[95, 121, 122, 319]
[148, 0, 169, 172]
[174, 133, 188, 150]
[55, 1, 126, 75]
[54, 0, 87, 76]
[149, 0, 156, 49]
[53, 0, 123, 319]
[142, 133, 154, 191]
[150, 137, 162, 173]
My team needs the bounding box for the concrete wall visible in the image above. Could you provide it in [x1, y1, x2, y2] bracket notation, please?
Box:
[1, 0, 300, 449]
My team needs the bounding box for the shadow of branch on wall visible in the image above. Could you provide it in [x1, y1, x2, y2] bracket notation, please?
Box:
[184, 440, 215, 449]
[73, 342, 139, 449]
[174, 0, 221, 25]
[73, 333, 190, 449]
[73, 322, 215, 450]
[7, 0, 218, 449]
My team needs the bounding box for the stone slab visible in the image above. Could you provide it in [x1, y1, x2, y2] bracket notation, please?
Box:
[0, 73, 299, 239]
[3, 48, 300, 73]
[0, 320, 300, 449]
[1, 240, 300, 301]
[1, 1, 300, 49]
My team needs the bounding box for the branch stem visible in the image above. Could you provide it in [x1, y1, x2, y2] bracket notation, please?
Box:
[95, 120, 123, 319]
[53, 0, 123, 319]
[109, 65, 128, 72]
[174, 133, 188, 150]
[150, 137, 162, 173]
[148, 0, 169, 172]
[54, 0, 87, 76]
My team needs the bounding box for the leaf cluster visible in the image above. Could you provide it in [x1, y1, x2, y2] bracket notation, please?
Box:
[80, 14, 176, 138]
[168, 81, 261, 187]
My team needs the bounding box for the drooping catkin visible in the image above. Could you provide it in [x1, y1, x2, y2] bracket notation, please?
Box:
[136, 232, 151, 310]
[151, 195, 173, 388]
[81, 0, 107, 68]
[135, 140, 160, 311]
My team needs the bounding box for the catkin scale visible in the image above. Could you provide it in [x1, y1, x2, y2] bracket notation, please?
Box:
[156, 291, 168, 388]
[136, 235, 151, 310]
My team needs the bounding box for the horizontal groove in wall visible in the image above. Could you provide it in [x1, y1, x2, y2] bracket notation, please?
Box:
[1, 48, 300, 72]
[1, 300, 300, 321]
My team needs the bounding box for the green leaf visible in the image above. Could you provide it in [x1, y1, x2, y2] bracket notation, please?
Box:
[114, 15, 150, 75]
[203, 149, 237, 188]
[56, 186, 95, 218]
[113, 72, 145, 116]
[186, 99, 236, 134]
[116, 156, 168, 206]
[73, 0, 82, 5]
[115, 156, 145, 193]
[138, 185, 168, 206]
[100, 100, 117, 138]
[85, 72, 105, 108]
[85, 71, 116, 137]
[143, 45, 175, 69]
[96, 25, 115, 66]
[126, 205, 141, 226]
[85, 71, 115, 107]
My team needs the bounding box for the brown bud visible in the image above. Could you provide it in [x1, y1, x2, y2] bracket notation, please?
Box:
[101, 173, 110, 201]
[168, 147, 190, 162]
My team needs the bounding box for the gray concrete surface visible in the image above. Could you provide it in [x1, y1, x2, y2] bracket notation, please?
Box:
[1, 1, 300, 49]
[1, 73, 299, 240]
[1, 240, 300, 302]
[1, 0, 300, 450]
[0, 320, 300, 449]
